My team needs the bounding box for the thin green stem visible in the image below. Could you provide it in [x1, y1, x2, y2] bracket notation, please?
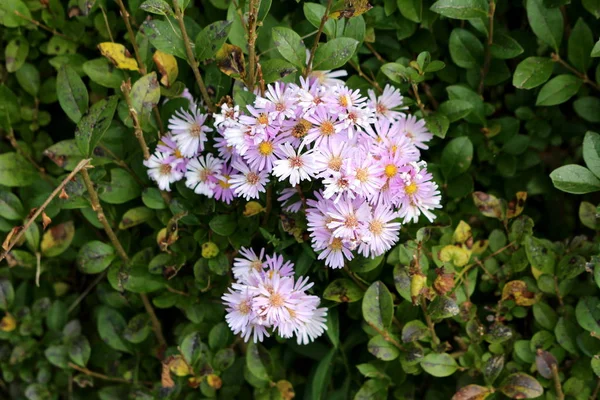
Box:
[551, 364, 564, 400]
[305, 0, 334, 76]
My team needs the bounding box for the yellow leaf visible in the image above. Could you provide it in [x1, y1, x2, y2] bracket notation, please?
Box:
[41, 221, 75, 257]
[277, 380, 295, 400]
[98, 42, 139, 71]
[153, 50, 178, 87]
[410, 274, 427, 299]
[501, 280, 537, 306]
[472, 192, 505, 220]
[506, 191, 528, 219]
[0, 313, 16, 332]
[439, 245, 471, 267]
[206, 374, 222, 389]
[243, 201, 265, 217]
[215, 43, 246, 79]
[471, 239, 489, 255]
[169, 356, 191, 377]
[452, 221, 472, 244]
[329, 0, 373, 19]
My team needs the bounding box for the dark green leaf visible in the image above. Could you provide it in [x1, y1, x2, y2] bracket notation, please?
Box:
[0, 152, 38, 187]
[57, 65, 89, 123]
[98, 168, 141, 204]
[362, 281, 394, 331]
[323, 278, 364, 302]
[75, 96, 118, 157]
[368, 335, 400, 360]
[568, 19, 594, 72]
[77, 241, 115, 274]
[5, 37, 29, 73]
[196, 20, 233, 61]
[420, 353, 458, 377]
[96, 306, 131, 353]
[261, 59, 298, 84]
[430, 0, 488, 19]
[526, 0, 563, 51]
[576, 296, 600, 332]
[83, 58, 126, 89]
[272, 27, 306, 69]
[513, 57, 554, 89]
[449, 28, 483, 69]
[441, 137, 473, 180]
[68, 336, 91, 367]
[550, 164, 600, 194]
[312, 38, 359, 71]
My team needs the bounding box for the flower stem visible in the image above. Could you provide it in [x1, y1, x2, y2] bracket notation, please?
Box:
[0, 158, 92, 263]
[420, 295, 441, 347]
[246, 0, 260, 90]
[552, 53, 600, 91]
[551, 364, 565, 400]
[305, 0, 334, 77]
[121, 80, 151, 161]
[172, 0, 215, 112]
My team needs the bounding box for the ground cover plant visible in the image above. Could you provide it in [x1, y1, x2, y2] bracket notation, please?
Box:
[2, 0, 600, 399]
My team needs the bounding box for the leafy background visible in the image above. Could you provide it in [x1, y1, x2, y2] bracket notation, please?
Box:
[2, 0, 600, 399]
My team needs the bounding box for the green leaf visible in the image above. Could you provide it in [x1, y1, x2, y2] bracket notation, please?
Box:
[209, 214, 237, 236]
[312, 38, 359, 71]
[576, 296, 600, 332]
[362, 281, 394, 331]
[68, 336, 91, 367]
[583, 0, 600, 18]
[25, 383, 52, 400]
[123, 314, 152, 344]
[429, 296, 460, 320]
[96, 306, 131, 353]
[583, 131, 600, 178]
[15, 63, 40, 96]
[446, 85, 485, 125]
[208, 322, 230, 350]
[524, 236, 556, 275]
[536, 74, 583, 106]
[310, 349, 336, 400]
[5, 37, 29, 73]
[142, 188, 167, 210]
[554, 317, 579, 354]
[532, 302, 558, 330]
[141, 19, 187, 59]
[196, 20, 233, 62]
[490, 31, 524, 59]
[180, 332, 205, 366]
[499, 373, 544, 398]
[424, 113, 450, 138]
[420, 353, 458, 377]
[574, 97, 600, 123]
[438, 100, 473, 122]
[75, 96, 118, 157]
[77, 241, 115, 274]
[368, 335, 400, 360]
[0, 280, 14, 311]
[41, 221, 75, 258]
[131, 72, 160, 131]
[568, 19, 594, 72]
[44, 345, 69, 368]
[57, 65, 89, 123]
[354, 379, 389, 400]
[579, 201, 599, 229]
[43, 140, 85, 171]
[246, 341, 271, 382]
[0, 153, 38, 187]
[303, 3, 336, 36]
[398, 0, 423, 22]
[260, 59, 298, 84]
[140, 0, 173, 15]
[526, 0, 563, 51]
[0, 190, 24, 220]
[592, 40, 600, 57]
[119, 207, 154, 229]
[441, 137, 473, 180]
[323, 279, 364, 302]
[98, 168, 141, 204]
[0, 85, 21, 130]
[512, 57, 554, 89]
[550, 164, 600, 194]
[0, 0, 32, 28]
[449, 28, 484, 69]
[430, 0, 488, 19]
[272, 27, 306, 69]
[83, 58, 126, 89]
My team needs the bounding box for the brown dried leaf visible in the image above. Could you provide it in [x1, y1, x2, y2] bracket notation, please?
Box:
[501, 280, 537, 306]
[215, 43, 246, 79]
[42, 213, 52, 231]
[472, 192, 505, 220]
[507, 192, 528, 219]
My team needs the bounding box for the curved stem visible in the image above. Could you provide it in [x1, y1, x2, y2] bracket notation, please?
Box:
[305, 0, 334, 77]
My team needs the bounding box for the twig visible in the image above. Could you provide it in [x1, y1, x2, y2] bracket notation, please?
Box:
[420, 295, 440, 346]
[68, 362, 150, 385]
[14, 11, 72, 40]
[454, 241, 516, 285]
[551, 364, 564, 400]
[343, 264, 368, 290]
[552, 53, 600, 91]
[590, 377, 600, 400]
[166, 285, 190, 296]
[0, 159, 92, 263]
[100, 6, 115, 42]
[4, 127, 49, 180]
[305, 0, 334, 76]
[554, 276, 564, 306]
[121, 80, 151, 160]
[246, 0, 260, 90]
[422, 82, 439, 110]
[115, 0, 146, 74]
[81, 168, 167, 350]
[349, 61, 383, 93]
[172, 0, 215, 112]
[411, 83, 428, 116]
[365, 321, 405, 351]
[98, 144, 145, 186]
[35, 252, 41, 287]
[366, 42, 386, 63]
[478, 0, 496, 95]
[68, 271, 108, 313]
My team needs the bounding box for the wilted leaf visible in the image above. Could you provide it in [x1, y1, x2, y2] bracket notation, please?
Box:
[451, 385, 492, 400]
[499, 373, 543, 398]
[153, 51, 178, 87]
[216, 43, 246, 79]
[98, 42, 139, 71]
[472, 192, 505, 219]
[501, 280, 537, 306]
[41, 221, 75, 257]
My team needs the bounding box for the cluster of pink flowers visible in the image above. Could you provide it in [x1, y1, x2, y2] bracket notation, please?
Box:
[145, 69, 441, 269]
[221, 248, 327, 344]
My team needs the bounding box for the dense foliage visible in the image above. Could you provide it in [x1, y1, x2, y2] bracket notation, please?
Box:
[2, 0, 600, 399]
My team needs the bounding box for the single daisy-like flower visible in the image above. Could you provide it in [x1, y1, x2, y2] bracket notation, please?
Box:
[144, 151, 183, 191]
[368, 84, 406, 122]
[169, 105, 212, 157]
[229, 160, 269, 200]
[184, 154, 223, 197]
[272, 143, 317, 186]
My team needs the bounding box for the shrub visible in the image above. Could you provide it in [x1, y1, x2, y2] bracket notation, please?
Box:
[1, 0, 600, 399]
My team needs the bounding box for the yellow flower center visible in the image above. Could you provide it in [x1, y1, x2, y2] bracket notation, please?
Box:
[384, 164, 397, 178]
[239, 301, 251, 314]
[292, 119, 311, 138]
[174, 149, 183, 158]
[269, 293, 284, 307]
[330, 237, 343, 250]
[369, 220, 384, 235]
[258, 141, 273, 156]
[190, 123, 202, 138]
[320, 121, 335, 136]
[355, 168, 368, 182]
[328, 156, 342, 171]
[344, 215, 358, 229]
[247, 172, 260, 184]
[339, 95, 349, 108]
[251, 260, 263, 271]
[257, 113, 269, 125]
[219, 175, 231, 188]
[159, 164, 172, 175]
[405, 182, 418, 195]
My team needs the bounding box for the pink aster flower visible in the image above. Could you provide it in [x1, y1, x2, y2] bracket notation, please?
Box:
[303, 106, 345, 147]
[229, 160, 269, 200]
[213, 163, 235, 204]
[144, 151, 183, 191]
[369, 84, 406, 122]
[233, 247, 266, 283]
[326, 195, 371, 241]
[272, 143, 318, 186]
[243, 135, 285, 172]
[184, 154, 223, 197]
[358, 204, 401, 258]
[169, 105, 212, 157]
[397, 114, 433, 149]
[396, 163, 442, 223]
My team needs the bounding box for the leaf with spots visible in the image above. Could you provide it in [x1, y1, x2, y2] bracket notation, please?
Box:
[98, 42, 139, 71]
[130, 72, 161, 131]
[41, 221, 75, 258]
[362, 281, 393, 331]
[57, 65, 89, 123]
[195, 20, 233, 62]
[312, 37, 359, 71]
[499, 373, 543, 399]
[75, 95, 118, 157]
[96, 306, 132, 353]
